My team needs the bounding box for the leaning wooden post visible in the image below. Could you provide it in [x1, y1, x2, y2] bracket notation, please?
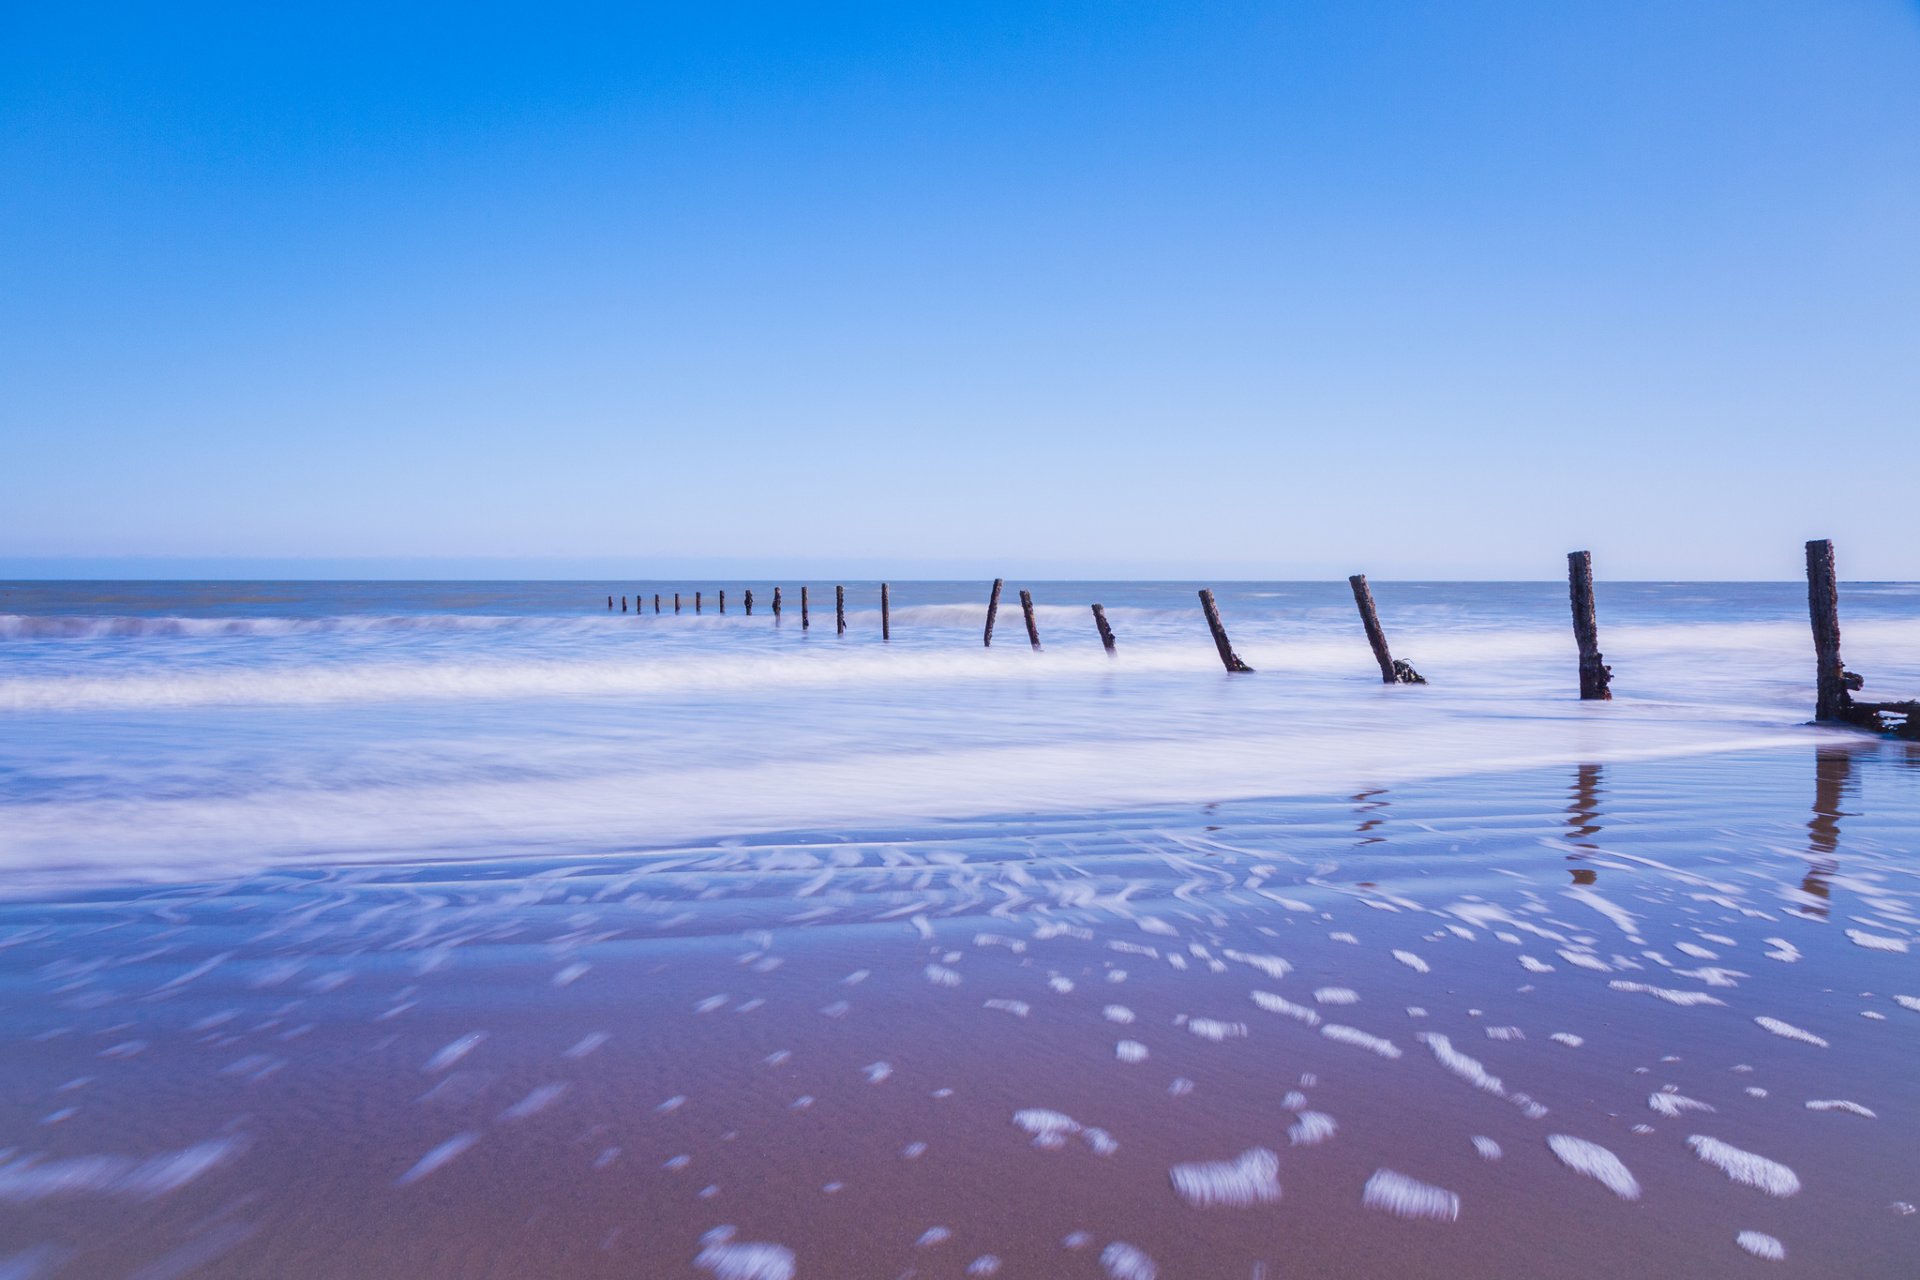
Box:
[1807, 539, 1854, 722]
[743, 589, 753, 616]
[1198, 589, 1253, 672]
[1567, 552, 1611, 699]
[1019, 590, 1042, 650]
[835, 585, 846, 635]
[772, 587, 782, 620]
[801, 586, 810, 630]
[1348, 574, 1423, 683]
[881, 583, 891, 640]
[1091, 604, 1116, 654]
[984, 578, 1004, 647]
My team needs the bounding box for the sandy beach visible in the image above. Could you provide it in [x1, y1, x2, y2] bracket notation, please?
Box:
[4, 743, 1917, 1277]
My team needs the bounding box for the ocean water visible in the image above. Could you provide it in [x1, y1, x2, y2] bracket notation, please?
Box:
[3, 578, 1919, 891]
[5, 580, 1920, 1277]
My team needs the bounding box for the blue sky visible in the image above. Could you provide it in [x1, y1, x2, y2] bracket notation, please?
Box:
[4, 2, 1917, 579]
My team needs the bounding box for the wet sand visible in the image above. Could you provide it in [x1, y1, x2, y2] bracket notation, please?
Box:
[3, 743, 1919, 1278]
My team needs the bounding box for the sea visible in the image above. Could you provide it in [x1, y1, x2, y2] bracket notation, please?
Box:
[2, 580, 1918, 1277]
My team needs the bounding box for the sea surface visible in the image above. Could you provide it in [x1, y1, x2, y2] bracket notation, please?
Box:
[4, 578, 1918, 890]
[3, 580, 1919, 1277]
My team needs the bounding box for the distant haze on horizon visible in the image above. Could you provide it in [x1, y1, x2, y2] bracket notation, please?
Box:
[4, 3, 1918, 581]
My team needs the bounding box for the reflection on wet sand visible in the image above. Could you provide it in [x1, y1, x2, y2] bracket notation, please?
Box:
[1351, 788, 1388, 848]
[1802, 746, 1858, 912]
[1566, 762, 1602, 883]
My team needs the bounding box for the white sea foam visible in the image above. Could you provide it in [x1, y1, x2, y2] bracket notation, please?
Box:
[1251, 991, 1320, 1025]
[1736, 1231, 1786, 1261]
[1608, 981, 1725, 1007]
[695, 1227, 796, 1280]
[1392, 950, 1430, 973]
[0, 1137, 246, 1203]
[1805, 1099, 1875, 1117]
[1546, 1135, 1640, 1201]
[1116, 1041, 1148, 1063]
[1846, 929, 1908, 953]
[1322, 1025, 1401, 1058]
[1362, 1169, 1459, 1222]
[1313, 987, 1360, 1005]
[1288, 1112, 1337, 1146]
[1471, 1136, 1502, 1160]
[1100, 1242, 1158, 1280]
[1687, 1136, 1801, 1197]
[1754, 1017, 1827, 1047]
[1647, 1091, 1714, 1117]
[396, 1132, 479, 1186]
[1188, 1019, 1248, 1042]
[1168, 1148, 1281, 1208]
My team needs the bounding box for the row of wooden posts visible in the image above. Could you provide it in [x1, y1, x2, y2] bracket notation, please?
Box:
[600, 539, 1915, 739]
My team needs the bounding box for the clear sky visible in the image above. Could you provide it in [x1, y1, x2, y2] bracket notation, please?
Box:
[4, 2, 1917, 580]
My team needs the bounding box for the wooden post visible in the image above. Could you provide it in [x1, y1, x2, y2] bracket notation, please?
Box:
[773, 587, 782, 620]
[1807, 539, 1853, 722]
[1348, 574, 1423, 683]
[1019, 590, 1041, 650]
[654, 593, 660, 614]
[696, 591, 702, 614]
[719, 590, 726, 614]
[607, 595, 613, 611]
[1091, 603, 1116, 654]
[1198, 589, 1253, 673]
[801, 586, 810, 630]
[1567, 552, 1611, 700]
[836, 585, 846, 635]
[621, 596, 628, 613]
[674, 592, 681, 614]
[881, 583, 891, 641]
[984, 578, 1004, 647]
[743, 589, 752, 616]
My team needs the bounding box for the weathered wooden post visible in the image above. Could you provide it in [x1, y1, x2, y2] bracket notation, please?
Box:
[719, 590, 726, 613]
[743, 589, 752, 616]
[1198, 589, 1253, 673]
[654, 593, 661, 614]
[622, 596, 628, 613]
[1018, 590, 1041, 650]
[984, 578, 1004, 647]
[696, 591, 703, 614]
[1567, 552, 1611, 699]
[773, 587, 782, 620]
[607, 595, 613, 611]
[674, 592, 681, 614]
[1348, 574, 1423, 684]
[801, 586, 810, 630]
[1091, 603, 1116, 654]
[1807, 538, 1854, 722]
[835, 585, 846, 635]
[881, 583, 891, 641]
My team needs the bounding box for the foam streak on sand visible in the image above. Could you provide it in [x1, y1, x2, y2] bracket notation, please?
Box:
[1687, 1136, 1802, 1197]
[1168, 1148, 1282, 1208]
[1362, 1169, 1460, 1222]
[1547, 1135, 1641, 1201]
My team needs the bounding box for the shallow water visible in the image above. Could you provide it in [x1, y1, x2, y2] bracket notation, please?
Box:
[2, 746, 1919, 1276]
[3, 581, 1919, 1276]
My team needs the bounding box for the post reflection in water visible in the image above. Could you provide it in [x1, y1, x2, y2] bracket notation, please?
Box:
[1803, 745, 1859, 912]
[1566, 762, 1603, 883]
[1351, 787, 1389, 848]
